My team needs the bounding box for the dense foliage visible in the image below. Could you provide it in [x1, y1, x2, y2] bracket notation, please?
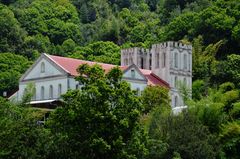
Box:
[0, 0, 240, 158]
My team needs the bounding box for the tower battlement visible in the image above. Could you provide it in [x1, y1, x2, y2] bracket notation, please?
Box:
[152, 41, 192, 50]
[121, 41, 192, 108]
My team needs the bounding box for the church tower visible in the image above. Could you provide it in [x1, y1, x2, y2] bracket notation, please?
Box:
[121, 41, 192, 107]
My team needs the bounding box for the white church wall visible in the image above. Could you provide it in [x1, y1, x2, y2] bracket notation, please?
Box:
[18, 77, 68, 101]
[24, 58, 63, 80]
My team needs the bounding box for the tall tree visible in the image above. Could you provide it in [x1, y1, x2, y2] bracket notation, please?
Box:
[46, 64, 148, 159]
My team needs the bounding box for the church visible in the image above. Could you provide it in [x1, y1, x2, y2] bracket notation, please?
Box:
[10, 41, 192, 108]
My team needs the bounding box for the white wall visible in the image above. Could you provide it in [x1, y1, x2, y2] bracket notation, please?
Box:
[24, 58, 63, 80]
[18, 77, 68, 101]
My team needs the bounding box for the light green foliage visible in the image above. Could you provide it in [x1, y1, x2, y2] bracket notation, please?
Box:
[192, 36, 224, 81]
[141, 86, 170, 114]
[0, 53, 32, 96]
[223, 54, 240, 85]
[220, 122, 240, 159]
[15, 0, 82, 45]
[21, 83, 36, 105]
[70, 41, 120, 64]
[46, 64, 148, 158]
[192, 80, 206, 100]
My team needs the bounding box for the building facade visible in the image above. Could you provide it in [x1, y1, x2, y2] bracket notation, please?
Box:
[10, 53, 169, 108]
[121, 41, 192, 107]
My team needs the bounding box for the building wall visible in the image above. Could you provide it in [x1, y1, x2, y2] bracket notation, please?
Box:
[121, 41, 192, 107]
[24, 58, 63, 80]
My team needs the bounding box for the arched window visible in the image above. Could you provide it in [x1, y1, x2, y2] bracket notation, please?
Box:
[49, 85, 53, 99]
[156, 53, 159, 68]
[58, 84, 62, 97]
[131, 69, 135, 78]
[184, 54, 187, 69]
[174, 96, 178, 107]
[174, 76, 178, 87]
[174, 53, 178, 68]
[41, 62, 45, 73]
[162, 53, 166, 68]
[41, 86, 44, 100]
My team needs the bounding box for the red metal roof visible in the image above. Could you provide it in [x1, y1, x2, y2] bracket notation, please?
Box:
[47, 54, 169, 88]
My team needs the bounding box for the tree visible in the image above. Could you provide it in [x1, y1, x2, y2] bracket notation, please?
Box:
[141, 86, 170, 114]
[0, 97, 49, 159]
[0, 53, 31, 97]
[70, 41, 121, 64]
[0, 4, 26, 53]
[46, 64, 148, 159]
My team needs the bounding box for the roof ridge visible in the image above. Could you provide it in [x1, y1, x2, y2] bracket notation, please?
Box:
[48, 54, 117, 67]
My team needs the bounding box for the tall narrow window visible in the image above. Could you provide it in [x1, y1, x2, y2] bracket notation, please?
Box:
[184, 78, 187, 86]
[184, 54, 187, 69]
[156, 53, 159, 68]
[32, 88, 36, 100]
[49, 85, 53, 99]
[126, 59, 128, 65]
[130, 58, 133, 65]
[174, 76, 178, 87]
[174, 53, 178, 68]
[137, 88, 140, 96]
[149, 54, 152, 69]
[131, 69, 135, 78]
[162, 53, 166, 68]
[41, 62, 45, 73]
[58, 84, 62, 97]
[41, 86, 44, 100]
[140, 57, 144, 69]
[174, 96, 178, 107]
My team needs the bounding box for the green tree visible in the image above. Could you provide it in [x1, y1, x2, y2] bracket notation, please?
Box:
[0, 53, 31, 97]
[141, 86, 170, 114]
[0, 4, 26, 53]
[46, 64, 148, 159]
[70, 41, 121, 64]
[0, 97, 49, 159]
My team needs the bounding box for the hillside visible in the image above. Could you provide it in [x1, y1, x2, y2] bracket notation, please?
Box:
[0, 0, 240, 158]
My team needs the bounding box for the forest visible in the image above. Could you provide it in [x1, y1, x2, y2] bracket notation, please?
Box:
[0, 0, 239, 158]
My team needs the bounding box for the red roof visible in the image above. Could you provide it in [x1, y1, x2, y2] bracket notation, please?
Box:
[47, 54, 169, 88]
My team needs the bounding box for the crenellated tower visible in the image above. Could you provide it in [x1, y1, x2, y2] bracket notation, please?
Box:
[121, 41, 192, 107]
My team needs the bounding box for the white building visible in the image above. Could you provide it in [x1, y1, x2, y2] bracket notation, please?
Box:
[121, 41, 192, 107]
[10, 53, 169, 108]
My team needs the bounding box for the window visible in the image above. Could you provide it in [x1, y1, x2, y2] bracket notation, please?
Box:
[174, 96, 178, 107]
[162, 53, 166, 68]
[126, 59, 128, 65]
[41, 62, 45, 73]
[184, 54, 187, 69]
[136, 88, 140, 96]
[131, 69, 135, 78]
[174, 53, 178, 68]
[140, 57, 144, 69]
[184, 78, 187, 86]
[130, 58, 133, 65]
[149, 54, 152, 69]
[49, 85, 53, 99]
[174, 76, 178, 87]
[58, 84, 62, 97]
[156, 53, 159, 68]
[41, 86, 44, 100]
[32, 89, 36, 100]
